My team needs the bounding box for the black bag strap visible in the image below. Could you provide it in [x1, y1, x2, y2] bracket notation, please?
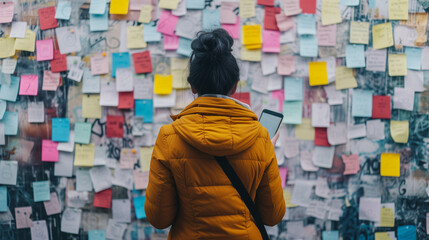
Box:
[214, 156, 269, 240]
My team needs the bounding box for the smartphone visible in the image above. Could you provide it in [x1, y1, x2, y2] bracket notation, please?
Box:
[259, 109, 284, 139]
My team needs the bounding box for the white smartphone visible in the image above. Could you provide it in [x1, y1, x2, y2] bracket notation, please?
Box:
[259, 109, 284, 139]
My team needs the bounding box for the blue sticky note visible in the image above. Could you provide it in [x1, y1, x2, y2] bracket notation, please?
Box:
[405, 47, 422, 70]
[76, 168, 93, 192]
[135, 100, 153, 123]
[284, 77, 303, 101]
[177, 38, 193, 57]
[322, 231, 339, 240]
[202, 9, 221, 30]
[352, 90, 373, 117]
[133, 196, 146, 219]
[186, 0, 205, 9]
[52, 118, 70, 142]
[398, 225, 416, 240]
[90, 11, 109, 32]
[112, 52, 131, 77]
[0, 186, 7, 212]
[300, 35, 318, 57]
[340, 0, 359, 6]
[297, 14, 316, 35]
[55, 1, 72, 20]
[0, 76, 20, 102]
[89, 0, 106, 14]
[144, 23, 162, 42]
[33, 181, 51, 202]
[3, 111, 18, 135]
[74, 122, 92, 144]
[0, 100, 6, 120]
[283, 101, 303, 124]
[346, 44, 366, 68]
[89, 230, 106, 240]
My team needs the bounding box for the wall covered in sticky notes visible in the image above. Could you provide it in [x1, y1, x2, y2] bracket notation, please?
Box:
[0, 0, 428, 239]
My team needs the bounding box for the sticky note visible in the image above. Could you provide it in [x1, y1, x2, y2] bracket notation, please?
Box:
[132, 51, 152, 74]
[389, 0, 408, 20]
[275, 13, 293, 31]
[127, 26, 147, 49]
[138, 5, 153, 23]
[177, 37, 193, 57]
[133, 196, 146, 219]
[380, 153, 400, 177]
[154, 74, 173, 95]
[82, 95, 102, 119]
[74, 143, 95, 167]
[264, 7, 281, 31]
[262, 30, 281, 53]
[3, 112, 18, 135]
[43, 192, 61, 215]
[375, 232, 394, 240]
[277, 55, 295, 75]
[380, 204, 395, 227]
[309, 62, 328, 86]
[283, 101, 303, 124]
[157, 10, 179, 36]
[143, 23, 162, 42]
[0, 2, 14, 23]
[405, 47, 422, 70]
[89, 0, 106, 14]
[14, 29, 36, 52]
[135, 100, 153, 123]
[55, 1, 72, 20]
[221, 2, 238, 24]
[352, 90, 373, 117]
[372, 23, 394, 50]
[284, 77, 303, 100]
[33, 181, 50, 202]
[317, 23, 336, 46]
[52, 118, 70, 142]
[115, 68, 134, 92]
[74, 122, 92, 144]
[36, 39, 54, 61]
[388, 54, 407, 76]
[15, 206, 33, 229]
[10, 21, 27, 38]
[300, 35, 318, 57]
[0, 160, 18, 185]
[93, 188, 112, 208]
[239, 0, 255, 18]
[393, 87, 414, 111]
[295, 118, 314, 140]
[203, 9, 221, 29]
[372, 95, 391, 119]
[42, 140, 59, 162]
[106, 115, 124, 138]
[390, 120, 409, 143]
[50, 50, 68, 72]
[91, 53, 109, 75]
[340, 0, 359, 5]
[118, 92, 134, 109]
[398, 225, 416, 240]
[342, 154, 360, 175]
[350, 21, 370, 44]
[42, 70, 60, 91]
[315, 127, 331, 147]
[0, 76, 20, 102]
[321, 0, 342, 26]
[0, 186, 7, 212]
[322, 231, 339, 240]
[90, 11, 108, 32]
[0, 37, 15, 59]
[335, 66, 357, 89]
[346, 44, 366, 68]
[38, 6, 58, 30]
[89, 230, 106, 240]
[297, 14, 316, 35]
[243, 25, 262, 50]
[111, 52, 131, 78]
[283, 0, 301, 16]
[110, 0, 129, 14]
[19, 75, 38, 96]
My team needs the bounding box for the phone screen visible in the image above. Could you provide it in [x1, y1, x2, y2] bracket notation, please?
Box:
[259, 110, 283, 139]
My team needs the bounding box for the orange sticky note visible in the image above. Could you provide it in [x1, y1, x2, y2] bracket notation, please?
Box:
[309, 62, 328, 86]
[380, 153, 400, 177]
[110, 0, 129, 15]
[153, 74, 173, 95]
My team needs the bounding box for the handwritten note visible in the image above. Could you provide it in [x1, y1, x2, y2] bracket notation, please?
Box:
[284, 0, 302, 16]
[127, 26, 147, 49]
[0, 160, 18, 185]
[134, 169, 149, 190]
[283, 101, 303, 124]
[297, 14, 316, 35]
[43, 192, 61, 215]
[342, 154, 360, 175]
[321, 0, 342, 26]
[275, 13, 293, 31]
[390, 120, 409, 143]
[135, 100, 153, 123]
[93, 188, 112, 208]
[132, 51, 152, 74]
[111, 52, 131, 78]
[90, 166, 112, 192]
[90, 10, 108, 32]
[0, 2, 14, 23]
[74, 122, 92, 144]
[264, 7, 281, 31]
[380, 203, 395, 227]
[388, 54, 407, 76]
[315, 127, 331, 146]
[19, 75, 38, 96]
[295, 118, 315, 140]
[91, 53, 109, 75]
[138, 5, 153, 23]
[300, 35, 318, 57]
[100, 81, 119, 106]
[243, 25, 262, 49]
[262, 30, 281, 53]
[359, 197, 381, 222]
[52, 118, 70, 142]
[82, 94, 102, 119]
[60, 208, 81, 234]
[372, 95, 391, 119]
[372, 23, 394, 50]
[366, 48, 387, 72]
[393, 87, 414, 111]
[15, 206, 33, 229]
[405, 47, 422, 70]
[335, 66, 357, 89]
[352, 90, 373, 117]
[42, 70, 60, 91]
[317, 23, 336, 46]
[74, 143, 95, 167]
[157, 10, 179, 36]
[309, 62, 328, 86]
[38, 7, 58, 30]
[120, 148, 138, 169]
[14, 29, 36, 52]
[350, 21, 370, 44]
[55, 1, 72, 20]
[346, 44, 366, 68]
[31, 220, 50, 240]
[389, 0, 408, 20]
[42, 140, 59, 162]
[106, 115, 124, 138]
[32, 181, 50, 202]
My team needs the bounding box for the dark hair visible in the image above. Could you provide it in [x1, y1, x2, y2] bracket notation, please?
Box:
[187, 28, 239, 96]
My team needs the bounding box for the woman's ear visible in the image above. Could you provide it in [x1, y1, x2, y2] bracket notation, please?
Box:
[191, 86, 198, 94]
[228, 82, 238, 96]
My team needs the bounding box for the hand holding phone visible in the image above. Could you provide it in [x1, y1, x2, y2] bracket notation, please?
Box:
[258, 109, 283, 139]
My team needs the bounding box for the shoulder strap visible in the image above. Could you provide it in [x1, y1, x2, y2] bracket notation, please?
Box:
[214, 156, 270, 240]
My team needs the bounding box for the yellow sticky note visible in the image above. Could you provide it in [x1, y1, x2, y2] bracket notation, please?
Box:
[127, 26, 147, 49]
[240, 0, 255, 18]
[74, 144, 95, 167]
[283, 189, 297, 208]
[140, 147, 154, 172]
[389, 0, 409, 20]
[154, 74, 173, 94]
[171, 58, 190, 89]
[110, 0, 129, 14]
[380, 206, 395, 227]
[335, 66, 357, 90]
[14, 29, 36, 52]
[390, 120, 409, 143]
[138, 5, 153, 23]
[381, 153, 400, 177]
[159, 0, 180, 10]
[241, 47, 261, 62]
[388, 54, 407, 76]
[0, 37, 16, 59]
[82, 95, 102, 119]
[321, 0, 342, 26]
[372, 23, 394, 50]
[295, 118, 315, 140]
[309, 62, 328, 86]
[375, 232, 393, 240]
[350, 21, 370, 44]
[242, 25, 262, 50]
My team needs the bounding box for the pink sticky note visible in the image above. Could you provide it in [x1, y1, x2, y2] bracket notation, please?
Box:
[156, 10, 179, 36]
[15, 206, 33, 229]
[262, 30, 281, 53]
[275, 13, 293, 32]
[19, 75, 39, 96]
[277, 55, 295, 75]
[317, 23, 336, 47]
[36, 39, 54, 61]
[220, 2, 238, 24]
[342, 154, 360, 175]
[222, 17, 240, 39]
[278, 167, 287, 188]
[91, 53, 109, 75]
[164, 34, 179, 50]
[0, 2, 14, 23]
[133, 169, 149, 190]
[271, 90, 284, 112]
[42, 140, 59, 162]
[42, 70, 60, 91]
[43, 192, 61, 215]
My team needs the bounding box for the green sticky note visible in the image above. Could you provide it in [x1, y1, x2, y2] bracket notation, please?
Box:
[33, 181, 50, 202]
[74, 122, 92, 144]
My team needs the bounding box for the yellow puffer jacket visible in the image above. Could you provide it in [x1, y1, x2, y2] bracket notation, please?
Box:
[145, 96, 286, 240]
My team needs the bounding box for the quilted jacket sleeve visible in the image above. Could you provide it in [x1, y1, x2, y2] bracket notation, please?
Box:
[254, 138, 286, 226]
[144, 127, 178, 229]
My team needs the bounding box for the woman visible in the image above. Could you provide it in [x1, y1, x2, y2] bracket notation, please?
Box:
[145, 28, 285, 239]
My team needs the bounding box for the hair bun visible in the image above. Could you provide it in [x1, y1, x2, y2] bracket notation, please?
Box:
[191, 29, 234, 58]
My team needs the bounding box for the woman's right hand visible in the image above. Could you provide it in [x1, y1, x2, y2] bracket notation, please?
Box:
[271, 131, 279, 147]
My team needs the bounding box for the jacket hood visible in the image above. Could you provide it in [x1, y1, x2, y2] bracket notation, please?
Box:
[171, 96, 262, 156]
